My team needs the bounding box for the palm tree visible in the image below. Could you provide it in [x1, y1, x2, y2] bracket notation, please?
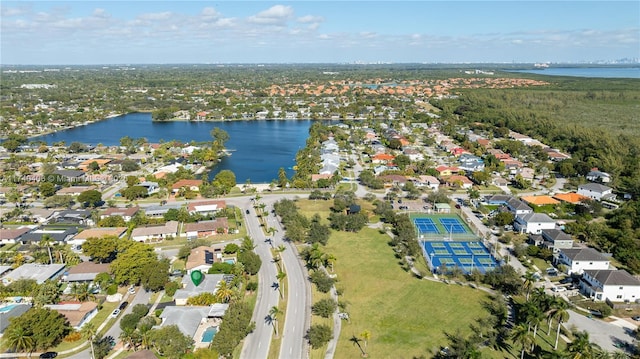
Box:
[551, 305, 570, 350]
[276, 271, 287, 299]
[214, 280, 235, 303]
[269, 306, 282, 338]
[360, 330, 371, 354]
[323, 253, 337, 273]
[40, 234, 54, 264]
[81, 322, 97, 359]
[522, 271, 537, 300]
[350, 335, 367, 357]
[567, 330, 601, 359]
[3, 326, 34, 357]
[511, 323, 535, 359]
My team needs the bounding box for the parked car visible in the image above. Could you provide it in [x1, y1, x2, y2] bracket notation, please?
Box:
[632, 316, 640, 321]
[552, 286, 567, 292]
[119, 301, 128, 310]
[39, 353, 57, 359]
[110, 309, 120, 318]
[246, 209, 250, 214]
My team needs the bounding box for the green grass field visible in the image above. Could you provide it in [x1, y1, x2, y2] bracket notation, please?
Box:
[325, 228, 490, 358]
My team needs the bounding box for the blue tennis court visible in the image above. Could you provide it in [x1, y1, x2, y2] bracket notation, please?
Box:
[439, 218, 468, 234]
[422, 240, 500, 274]
[413, 218, 441, 234]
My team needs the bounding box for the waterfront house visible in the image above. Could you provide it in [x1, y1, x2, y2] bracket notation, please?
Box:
[555, 248, 610, 275]
[580, 270, 640, 302]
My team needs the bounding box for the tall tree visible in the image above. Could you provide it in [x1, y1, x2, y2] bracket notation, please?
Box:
[81, 322, 97, 359]
[268, 306, 282, 338]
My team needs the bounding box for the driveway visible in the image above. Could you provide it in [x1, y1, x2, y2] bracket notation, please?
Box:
[566, 310, 634, 352]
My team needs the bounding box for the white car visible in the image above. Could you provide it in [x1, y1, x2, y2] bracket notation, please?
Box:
[552, 286, 567, 292]
[110, 309, 120, 318]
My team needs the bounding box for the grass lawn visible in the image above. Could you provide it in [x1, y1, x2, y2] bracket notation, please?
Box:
[325, 228, 491, 359]
[309, 286, 334, 359]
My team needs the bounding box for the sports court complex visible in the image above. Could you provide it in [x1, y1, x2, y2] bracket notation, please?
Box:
[411, 214, 500, 274]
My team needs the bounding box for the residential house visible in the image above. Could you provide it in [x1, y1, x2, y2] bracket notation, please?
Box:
[443, 175, 473, 189]
[64, 261, 111, 283]
[52, 169, 85, 182]
[100, 206, 140, 222]
[0, 303, 32, 333]
[414, 175, 440, 191]
[586, 168, 611, 184]
[185, 246, 223, 273]
[184, 219, 229, 240]
[187, 200, 226, 216]
[435, 165, 459, 177]
[144, 204, 182, 218]
[45, 302, 98, 329]
[135, 181, 159, 196]
[577, 183, 614, 201]
[69, 227, 127, 247]
[159, 304, 228, 339]
[402, 148, 424, 161]
[2, 263, 66, 285]
[505, 198, 533, 216]
[379, 175, 408, 187]
[553, 192, 590, 205]
[53, 209, 94, 226]
[520, 195, 560, 207]
[174, 273, 225, 305]
[171, 179, 203, 194]
[458, 154, 485, 172]
[21, 226, 78, 244]
[56, 185, 97, 197]
[0, 227, 31, 244]
[514, 213, 555, 234]
[529, 229, 574, 253]
[131, 221, 179, 242]
[371, 153, 395, 165]
[580, 270, 640, 302]
[485, 194, 512, 205]
[555, 248, 610, 275]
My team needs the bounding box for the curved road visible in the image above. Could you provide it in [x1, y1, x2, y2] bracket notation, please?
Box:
[233, 194, 310, 359]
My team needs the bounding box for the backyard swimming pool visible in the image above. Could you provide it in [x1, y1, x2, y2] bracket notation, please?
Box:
[201, 326, 218, 343]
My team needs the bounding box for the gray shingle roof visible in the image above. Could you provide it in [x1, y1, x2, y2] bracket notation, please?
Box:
[584, 270, 640, 286]
[561, 248, 608, 262]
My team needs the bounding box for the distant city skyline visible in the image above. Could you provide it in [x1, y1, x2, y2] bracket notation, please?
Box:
[1, 1, 638, 65]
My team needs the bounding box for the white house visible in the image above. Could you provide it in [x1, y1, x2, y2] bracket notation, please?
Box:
[130, 221, 179, 242]
[580, 270, 640, 303]
[586, 168, 611, 184]
[415, 175, 440, 191]
[505, 198, 533, 216]
[577, 183, 613, 201]
[514, 213, 555, 234]
[555, 248, 610, 275]
[174, 273, 225, 306]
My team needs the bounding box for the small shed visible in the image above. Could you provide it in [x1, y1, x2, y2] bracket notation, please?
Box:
[435, 203, 451, 214]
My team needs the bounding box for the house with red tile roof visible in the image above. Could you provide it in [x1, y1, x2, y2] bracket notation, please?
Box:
[171, 179, 203, 193]
[371, 153, 395, 164]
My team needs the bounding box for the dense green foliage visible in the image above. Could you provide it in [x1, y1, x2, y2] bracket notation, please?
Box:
[211, 301, 255, 357]
[3, 307, 70, 350]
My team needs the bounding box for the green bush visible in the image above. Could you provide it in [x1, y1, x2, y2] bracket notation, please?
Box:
[164, 281, 180, 296]
[106, 284, 118, 295]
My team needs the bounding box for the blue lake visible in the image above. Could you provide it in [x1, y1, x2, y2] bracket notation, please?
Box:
[34, 113, 312, 183]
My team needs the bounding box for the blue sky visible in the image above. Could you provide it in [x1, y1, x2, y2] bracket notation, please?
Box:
[1, 1, 638, 64]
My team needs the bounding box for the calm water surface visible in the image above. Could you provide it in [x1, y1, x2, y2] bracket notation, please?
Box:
[507, 67, 640, 78]
[35, 113, 312, 183]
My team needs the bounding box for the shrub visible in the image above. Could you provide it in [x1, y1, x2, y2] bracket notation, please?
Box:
[154, 309, 163, 317]
[309, 270, 334, 293]
[306, 324, 332, 349]
[164, 281, 180, 296]
[208, 262, 234, 274]
[312, 299, 337, 318]
[246, 281, 258, 292]
[131, 304, 149, 318]
[64, 331, 82, 342]
[224, 243, 239, 254]
[106, 284, 118, 295]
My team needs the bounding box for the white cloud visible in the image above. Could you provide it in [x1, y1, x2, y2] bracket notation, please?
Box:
[297, 15, 323, 24]
[1, 6, 31, 17]
[138, 12, 173, 21]
[247, 5, 293, 26]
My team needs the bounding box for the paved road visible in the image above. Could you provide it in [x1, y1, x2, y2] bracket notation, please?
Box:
[237, 197, 280, 359]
